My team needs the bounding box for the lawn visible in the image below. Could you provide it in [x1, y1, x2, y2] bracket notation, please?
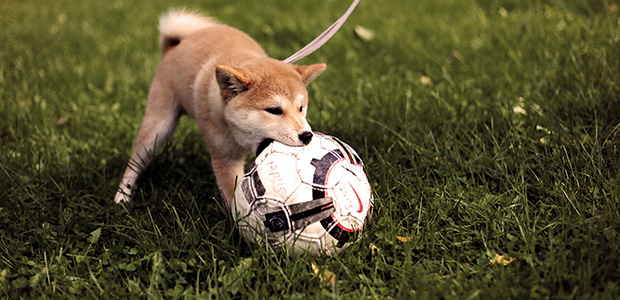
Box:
[1, 0, 619, 298]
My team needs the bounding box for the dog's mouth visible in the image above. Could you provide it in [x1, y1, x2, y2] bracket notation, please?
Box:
[255, 132, 313, 156]
[255, 138, 274, 156]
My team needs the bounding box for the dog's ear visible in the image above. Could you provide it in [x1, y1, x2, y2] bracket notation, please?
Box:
[294, 63, 327, 86]
[216, 65, 252, 101]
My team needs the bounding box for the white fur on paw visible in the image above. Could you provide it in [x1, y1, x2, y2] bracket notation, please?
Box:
[114, 185, 132, 203]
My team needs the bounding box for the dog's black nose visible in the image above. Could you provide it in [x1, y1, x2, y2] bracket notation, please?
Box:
[299, 131, 313, 145]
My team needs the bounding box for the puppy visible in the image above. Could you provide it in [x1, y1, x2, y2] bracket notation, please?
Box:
[114, 10, 326, 207]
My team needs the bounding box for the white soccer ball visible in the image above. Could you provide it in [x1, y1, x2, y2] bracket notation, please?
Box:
[232, 133, 373, 255]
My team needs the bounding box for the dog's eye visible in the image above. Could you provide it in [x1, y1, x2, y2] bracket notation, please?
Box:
[299, 106, 304, 113]
[265, 107, 283, 115]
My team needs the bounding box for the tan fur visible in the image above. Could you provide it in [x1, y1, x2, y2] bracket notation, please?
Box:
[115, 9, 326, 207]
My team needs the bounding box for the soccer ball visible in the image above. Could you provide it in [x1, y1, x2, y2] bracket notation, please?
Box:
[232, 133, 373, 255]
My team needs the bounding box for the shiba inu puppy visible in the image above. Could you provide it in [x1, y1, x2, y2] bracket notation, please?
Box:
[114, 10, 326, 207]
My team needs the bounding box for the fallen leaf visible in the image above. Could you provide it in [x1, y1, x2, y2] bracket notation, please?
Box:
[536, 125, 552, 144]
[56, 117, 68, 126]
[420, 76, 432, 85]
[354, 25, 375, 41]
[88, 228, 102, 244]
[499, 7, 508, 18]
[488, 254, 515, 266]
[513, 105, 526, 115]
[449, 51, 462, 61]
[396, 236, 413, 242]
[369, 243, 380, 255]
[311, 262, 335, 289]
[535, 125, 550, 134]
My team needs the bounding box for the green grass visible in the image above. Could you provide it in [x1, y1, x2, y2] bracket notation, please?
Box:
[1, 0, 620, 298]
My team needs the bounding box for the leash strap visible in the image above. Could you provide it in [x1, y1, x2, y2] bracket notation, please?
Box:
[283, 0, 362, 64]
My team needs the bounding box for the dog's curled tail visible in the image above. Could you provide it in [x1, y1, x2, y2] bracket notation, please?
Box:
[158, 9, 218, 54]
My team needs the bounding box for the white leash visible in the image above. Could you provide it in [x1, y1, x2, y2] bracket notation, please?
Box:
[283, 0, 362, 64]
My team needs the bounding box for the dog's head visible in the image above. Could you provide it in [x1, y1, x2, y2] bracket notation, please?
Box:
[216, 58, 326, 153]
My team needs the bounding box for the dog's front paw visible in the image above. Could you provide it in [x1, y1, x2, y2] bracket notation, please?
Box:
[114, 184, 132, 203]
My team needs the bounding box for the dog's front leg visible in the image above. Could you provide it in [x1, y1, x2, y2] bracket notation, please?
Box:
[114, 84, 180, 203]
[210, 155, 246, 209]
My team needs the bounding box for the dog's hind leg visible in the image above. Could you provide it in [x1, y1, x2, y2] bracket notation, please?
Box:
[114, 84, 180, 203]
